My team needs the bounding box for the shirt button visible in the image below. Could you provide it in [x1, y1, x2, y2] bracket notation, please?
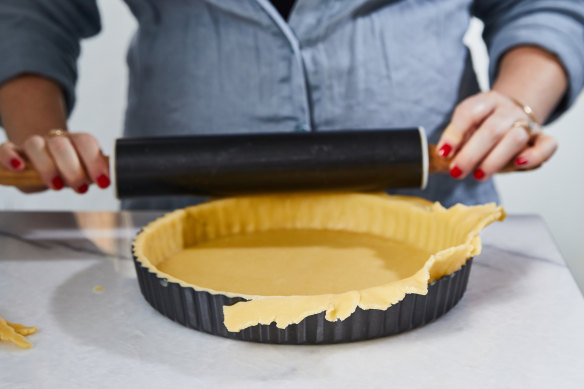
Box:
[295, 123, 310, 132]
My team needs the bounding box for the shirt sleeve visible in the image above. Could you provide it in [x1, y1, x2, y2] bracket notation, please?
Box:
[0, 0, 101, 116]
[472, 0, 584, 122]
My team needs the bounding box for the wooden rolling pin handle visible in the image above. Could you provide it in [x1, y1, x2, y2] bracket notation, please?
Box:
[428, 145, 452, 174]
[428, 145, 534, 174]
[0, 156, 110, 187]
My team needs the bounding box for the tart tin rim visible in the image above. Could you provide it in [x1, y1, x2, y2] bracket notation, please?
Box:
[131, 225, 464, 301]
[132, 243, 473, 344]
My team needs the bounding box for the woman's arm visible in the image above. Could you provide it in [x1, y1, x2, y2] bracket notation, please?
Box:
[437, 0, 584, 181]
[0, 1, 108, 193]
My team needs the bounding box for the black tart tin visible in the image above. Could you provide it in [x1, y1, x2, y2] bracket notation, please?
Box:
[133, 245, 473, 344]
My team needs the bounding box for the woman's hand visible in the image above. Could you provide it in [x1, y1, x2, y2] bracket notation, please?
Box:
[436, 45, 569, 181]
[436, 90, 558, 181]
[0, 132, 110, 193]
[0, 74, 110, 194]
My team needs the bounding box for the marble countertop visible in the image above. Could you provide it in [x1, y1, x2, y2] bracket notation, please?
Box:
[1, 211, 583, 388]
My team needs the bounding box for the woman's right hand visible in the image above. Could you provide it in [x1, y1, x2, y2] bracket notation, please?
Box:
[0, 131, 110, 194]
[0, 75, 110, 194]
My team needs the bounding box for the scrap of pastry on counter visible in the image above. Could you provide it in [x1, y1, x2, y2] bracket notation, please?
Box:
[0, 316, 38, 349]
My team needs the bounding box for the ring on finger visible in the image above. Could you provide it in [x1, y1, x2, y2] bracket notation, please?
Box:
[46, 129, 68, 139]
[511, 120, 541, 137]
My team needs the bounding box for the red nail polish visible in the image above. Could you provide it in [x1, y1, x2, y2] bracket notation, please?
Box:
[10, 158, 22, 169]
[515, 157, 528, 166]
[450, 166, 463, 179]
[438, 143, 453, 158]
[77, 184, 89, 194]
[473, 169, 485, 180]
[96, 174, 110, 189]
[52, 176, 64, 190]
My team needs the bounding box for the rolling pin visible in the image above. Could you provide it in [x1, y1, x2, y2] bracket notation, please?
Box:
[0, 128, 453, 197]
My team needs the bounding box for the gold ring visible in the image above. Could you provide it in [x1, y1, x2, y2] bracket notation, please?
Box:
[46, 129, 68, 138]
[511, 120, 540, 136]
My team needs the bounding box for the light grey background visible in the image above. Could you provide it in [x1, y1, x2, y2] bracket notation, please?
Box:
[1, 1, 582, 291]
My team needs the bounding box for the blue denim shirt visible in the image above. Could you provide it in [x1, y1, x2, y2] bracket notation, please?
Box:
[1, 0, 584, 210]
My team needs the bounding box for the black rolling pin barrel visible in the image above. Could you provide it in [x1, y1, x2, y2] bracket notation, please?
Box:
[115, 128, 427, 198]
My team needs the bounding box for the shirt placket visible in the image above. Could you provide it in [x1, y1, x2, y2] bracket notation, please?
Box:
[255, 0, 313, 132]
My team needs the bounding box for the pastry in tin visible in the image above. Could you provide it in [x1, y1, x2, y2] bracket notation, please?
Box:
[133, 193, 504, 343]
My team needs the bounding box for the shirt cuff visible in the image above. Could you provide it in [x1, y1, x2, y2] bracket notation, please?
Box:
[487, 15, 584, 123]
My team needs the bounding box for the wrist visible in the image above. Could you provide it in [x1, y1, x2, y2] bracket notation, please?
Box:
[0, 74, 68, 146]
[492, 45, 568, 124]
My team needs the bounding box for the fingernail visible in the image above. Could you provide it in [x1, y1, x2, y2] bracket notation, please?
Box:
[77, 183, 89, 194]
[450, 166, 463, 179]
[10, 158, 22, 169]
[52, 176, 64, 190]
[438, 143, 452, 158]
[96, 174, 110, 189]
[515, 157, 528, 166]
[473, 169, 485, 180]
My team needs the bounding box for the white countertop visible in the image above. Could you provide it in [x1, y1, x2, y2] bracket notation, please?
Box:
[1, 211, 583, 388]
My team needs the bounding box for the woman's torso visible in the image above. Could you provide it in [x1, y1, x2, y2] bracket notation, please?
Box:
[121, 0, 498, 209]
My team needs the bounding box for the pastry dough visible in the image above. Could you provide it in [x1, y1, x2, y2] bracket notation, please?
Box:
[133, 193, 505, 332]
[0, 317, 37, 349]
[158, 229, 433, 296]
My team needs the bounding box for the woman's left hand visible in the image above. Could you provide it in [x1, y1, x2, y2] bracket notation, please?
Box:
[436, 90, 558, 181]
